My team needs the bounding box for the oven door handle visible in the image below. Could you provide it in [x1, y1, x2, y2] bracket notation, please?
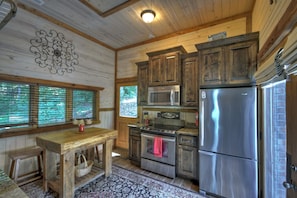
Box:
[141, 134, 175, 142]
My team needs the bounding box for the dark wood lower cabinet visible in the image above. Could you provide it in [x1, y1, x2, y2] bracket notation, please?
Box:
[129, 127, 141, 166]
[177, 133, 198, 180]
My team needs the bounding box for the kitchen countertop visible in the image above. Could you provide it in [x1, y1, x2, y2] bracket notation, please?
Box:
[177, 128, 198, 136]
[127, 123, 143, 128]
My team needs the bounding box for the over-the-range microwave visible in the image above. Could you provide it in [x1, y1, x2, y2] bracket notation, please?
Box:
[147, 85, 180, 106]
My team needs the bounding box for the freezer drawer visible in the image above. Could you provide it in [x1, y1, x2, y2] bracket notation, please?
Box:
[199, 150, 258, 198]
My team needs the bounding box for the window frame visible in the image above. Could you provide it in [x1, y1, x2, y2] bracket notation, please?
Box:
[0, 74, 103, 138]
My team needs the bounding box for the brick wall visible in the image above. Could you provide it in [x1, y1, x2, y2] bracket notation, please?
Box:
[272, 82, 286, 197]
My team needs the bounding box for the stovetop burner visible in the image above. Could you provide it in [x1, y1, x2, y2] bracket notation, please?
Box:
[140, 116, 185, 136]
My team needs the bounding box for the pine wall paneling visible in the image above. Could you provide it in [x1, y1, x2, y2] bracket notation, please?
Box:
[0, 8, 115, 172]
[252, 0, 291, 49]
[252, 0, 296, 71]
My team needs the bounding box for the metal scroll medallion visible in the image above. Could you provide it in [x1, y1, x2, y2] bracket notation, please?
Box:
[29, 29, 79, 75]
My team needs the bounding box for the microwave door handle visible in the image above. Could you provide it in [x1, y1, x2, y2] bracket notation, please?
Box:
[170, 89, 174, 105]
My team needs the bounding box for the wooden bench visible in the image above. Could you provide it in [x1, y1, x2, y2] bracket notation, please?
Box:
[9, 147, 43, 186]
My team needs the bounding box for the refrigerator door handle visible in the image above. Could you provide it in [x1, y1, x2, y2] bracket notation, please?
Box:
[201, 100, 205, 146]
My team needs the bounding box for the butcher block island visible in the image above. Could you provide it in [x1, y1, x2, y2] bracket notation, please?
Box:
[36, 127, 118, 198]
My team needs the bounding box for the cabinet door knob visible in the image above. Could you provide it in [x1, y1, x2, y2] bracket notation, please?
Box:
[283, 181, 297, 190]
[291, 164, 297, 172]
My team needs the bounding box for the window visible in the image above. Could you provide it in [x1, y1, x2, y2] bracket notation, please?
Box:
[262, 80, 286, 198]
[119, 85, 137, 118]
[0, 76, 101, 136]
[38, 86, 66, 126]
[73, 90, 95, 119]
[0, 81, 30, 128]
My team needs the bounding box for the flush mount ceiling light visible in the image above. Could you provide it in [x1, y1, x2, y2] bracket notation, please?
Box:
[141, 9, 156, 23]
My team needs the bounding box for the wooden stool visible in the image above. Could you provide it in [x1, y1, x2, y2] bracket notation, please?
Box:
[9, 147, 43, 186]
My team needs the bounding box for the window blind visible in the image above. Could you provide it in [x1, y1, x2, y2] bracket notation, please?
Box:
[254, 35, 297, 85]
[38, 86, 66, 126]
[73, 89, 95, 119]
[0, 81, 30, 127]
[0, 75, 101, 134]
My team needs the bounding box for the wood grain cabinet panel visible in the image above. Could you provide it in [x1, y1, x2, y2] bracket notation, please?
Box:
[226, 41, 258, 84]
[136, 61, 149, 105]
[196, 32, 259, 87]
[129, 127, 141, 166]
[163, 52, 181, 85]
[181, 53, 199, 107]
[147, 46, 186, 86]
[149, 55, 163, 86]
[199, 47, 225, 86]
[177, 134, 198, 180]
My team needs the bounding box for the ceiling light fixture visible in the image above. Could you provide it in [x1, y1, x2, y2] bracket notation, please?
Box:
[141, 9, 156, 23]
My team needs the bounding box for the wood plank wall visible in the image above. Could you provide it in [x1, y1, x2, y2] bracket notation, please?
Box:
[0, 8, 115, 172]
[252, 0, 295, 71]
[252, 0, 292, 49]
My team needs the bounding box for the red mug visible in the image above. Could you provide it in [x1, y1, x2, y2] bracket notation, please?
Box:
[79, 124, 84, 132]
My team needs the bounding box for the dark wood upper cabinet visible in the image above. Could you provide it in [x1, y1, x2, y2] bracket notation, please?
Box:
[196, 32, 259, 87]
[136, 61, 149, 105]
[226, 41, 258, 84]
[181, 52, 199, 107]
[147, 46, 187, 86]
[199, 47, 224, 86]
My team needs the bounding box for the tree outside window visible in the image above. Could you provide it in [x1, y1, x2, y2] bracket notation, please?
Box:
[119, 85, 137, 118]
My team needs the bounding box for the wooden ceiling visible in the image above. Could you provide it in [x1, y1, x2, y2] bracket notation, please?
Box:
[16, 0, 255, 50]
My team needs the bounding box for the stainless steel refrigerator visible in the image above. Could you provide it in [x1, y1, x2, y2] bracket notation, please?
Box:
[199, 87, 258, 198]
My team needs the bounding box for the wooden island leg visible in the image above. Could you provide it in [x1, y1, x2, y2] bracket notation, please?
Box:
[59, 151, 75, 198]
[43, 149, 57, 192]
[103, 139, 113, 177]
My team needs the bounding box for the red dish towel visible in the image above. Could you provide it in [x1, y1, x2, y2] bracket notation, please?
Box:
[154, 137, 163, 158]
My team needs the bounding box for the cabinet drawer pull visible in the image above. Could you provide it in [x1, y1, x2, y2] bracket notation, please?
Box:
[181, 138, 192, 143]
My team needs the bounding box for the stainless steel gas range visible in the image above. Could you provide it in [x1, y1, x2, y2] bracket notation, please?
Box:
[140, 112, 184, 178]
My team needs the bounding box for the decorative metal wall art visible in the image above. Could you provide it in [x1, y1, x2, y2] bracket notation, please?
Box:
[30, 29, 79, 75]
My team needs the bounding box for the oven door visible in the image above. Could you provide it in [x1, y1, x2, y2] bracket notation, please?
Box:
[141, 132, 176, 165]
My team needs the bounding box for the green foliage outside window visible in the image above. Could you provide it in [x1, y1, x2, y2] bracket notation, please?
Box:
[0, 82, 29, 126]
[119, 85, 137, 118]
[0, 80, 97, 131]
[73, 90, 94, 119]
[38, 86, 66, 125]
